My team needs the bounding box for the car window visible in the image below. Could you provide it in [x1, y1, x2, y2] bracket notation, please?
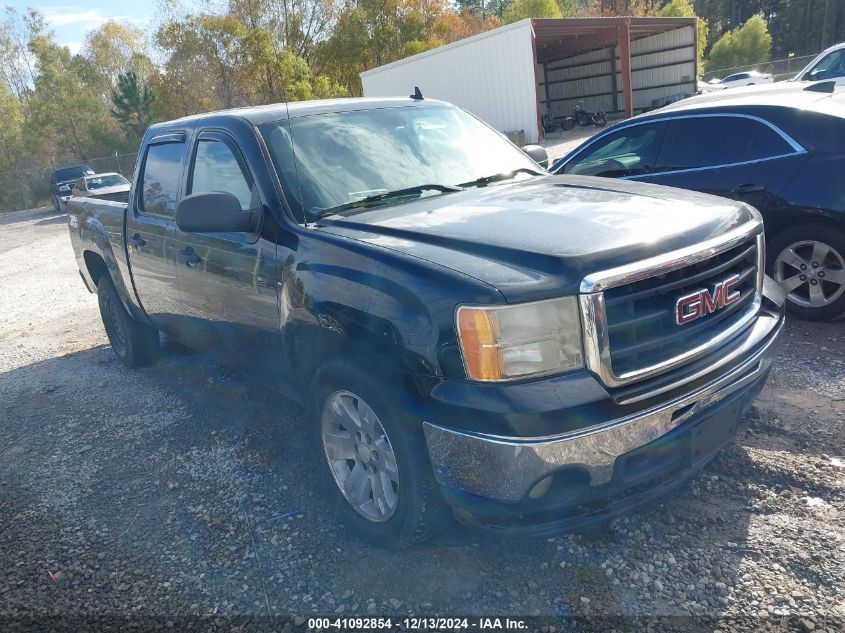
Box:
[807, 49, 845, 80]
[747, 122, 794, 159]
[723, 73, 747, 82]
[140, 142, 186, 217]
[658, 117, 755, 172]
[86, 174, 129, 190]
[562, 123, 663, 177]
[189, 138, 255, 211]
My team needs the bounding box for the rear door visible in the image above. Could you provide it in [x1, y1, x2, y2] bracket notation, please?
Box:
[648, 114, 808, 208]
[172, 129, 279, 372]
[125, 133, 186, 331]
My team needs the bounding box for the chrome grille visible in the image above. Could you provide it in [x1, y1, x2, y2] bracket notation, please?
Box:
[604, 239, 759, 377]
[579, 222, 765, 388]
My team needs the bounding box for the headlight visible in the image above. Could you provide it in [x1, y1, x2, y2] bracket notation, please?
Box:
[456, 297, 583, 381]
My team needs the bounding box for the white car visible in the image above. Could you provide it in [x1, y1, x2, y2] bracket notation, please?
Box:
[708, 70, 774, 89]
[792, 42, 845, 83]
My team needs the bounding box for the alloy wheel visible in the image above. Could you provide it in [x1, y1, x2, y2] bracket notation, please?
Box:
[321, 391, 400, 522]
[774, 240, 845, 308]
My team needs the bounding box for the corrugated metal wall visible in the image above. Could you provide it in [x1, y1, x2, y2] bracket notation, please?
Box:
[360, 20, 541, 142]
[540, 26, 697, 117]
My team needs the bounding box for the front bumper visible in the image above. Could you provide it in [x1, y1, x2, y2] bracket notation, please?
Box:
[423, 303, 783, 535]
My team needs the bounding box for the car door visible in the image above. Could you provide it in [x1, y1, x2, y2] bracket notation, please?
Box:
[648, 114, 809, 210]
[172, 129, 279, 374]
[125, 133, 185, 331]
[557, 120, 668, 180]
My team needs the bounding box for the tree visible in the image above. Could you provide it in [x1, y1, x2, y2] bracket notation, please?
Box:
[503, 0, 561, 24]
[659, 0, 709, 76]
[111, 71, 155, 140]
[84, 21, 155, 91]
[707, 14, 772, 72]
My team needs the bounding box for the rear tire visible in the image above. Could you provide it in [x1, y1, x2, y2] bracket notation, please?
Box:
[97, 276, 160, 367]
[309, 362, 451, 548]
[767, 223, 845, 321]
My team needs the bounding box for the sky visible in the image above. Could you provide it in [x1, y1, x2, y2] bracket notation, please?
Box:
[6, 1, 191, 54]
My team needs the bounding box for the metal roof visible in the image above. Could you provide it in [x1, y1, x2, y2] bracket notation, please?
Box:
[532, 16, 697, 63]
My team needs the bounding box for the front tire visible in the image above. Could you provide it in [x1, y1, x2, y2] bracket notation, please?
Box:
[97, 276, 160, 366]
[310, 363, 450, 548]
[767, 223, 845, 321]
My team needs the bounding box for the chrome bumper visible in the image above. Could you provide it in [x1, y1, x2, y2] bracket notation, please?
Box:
[423, 311, 783, 503]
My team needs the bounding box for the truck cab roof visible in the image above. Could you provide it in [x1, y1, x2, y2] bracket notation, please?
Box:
[148, 97, 451, 133]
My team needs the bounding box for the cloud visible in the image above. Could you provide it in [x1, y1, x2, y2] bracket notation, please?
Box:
[44, 9, 128, 28]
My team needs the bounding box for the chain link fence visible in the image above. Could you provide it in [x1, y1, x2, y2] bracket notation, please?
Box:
[0, 151, 138, 213]
[701, 53, 818, 83]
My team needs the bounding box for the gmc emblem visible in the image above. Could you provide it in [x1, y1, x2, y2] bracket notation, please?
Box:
[675, 274, 741, 325]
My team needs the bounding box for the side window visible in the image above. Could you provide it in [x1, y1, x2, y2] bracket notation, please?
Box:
[658, 117, 754, 172]
[808, 49, 845, 80]
[141, 142, 186, 217]
[747, 121, 794, 159]
[189, 138, 255, 210]
[562, 123, 664, 177]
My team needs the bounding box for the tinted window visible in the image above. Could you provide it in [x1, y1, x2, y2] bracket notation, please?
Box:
[747, 123, 793, 159]
[723, 73, 748, 82]
[189, 139, 254, 210]
[562, 123, 663, 177]
[140, 143, 185, 216]
[659, 117, 754, 171]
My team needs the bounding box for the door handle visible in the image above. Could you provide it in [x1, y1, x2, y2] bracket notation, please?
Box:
[128, 233, 146, 248]
[732, 183, 765, 194]
[177, 247, 201, 268]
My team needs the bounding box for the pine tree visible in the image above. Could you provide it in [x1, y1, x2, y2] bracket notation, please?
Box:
[111, 71, 154, 139]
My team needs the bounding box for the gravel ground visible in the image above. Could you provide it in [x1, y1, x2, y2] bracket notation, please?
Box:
[1, 207, 843, 632]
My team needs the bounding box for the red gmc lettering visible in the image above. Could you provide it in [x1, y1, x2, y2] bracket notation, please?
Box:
[675, 274, 742, 325]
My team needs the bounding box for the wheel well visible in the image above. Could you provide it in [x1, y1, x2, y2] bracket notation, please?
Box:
[83, 251, 109, 286]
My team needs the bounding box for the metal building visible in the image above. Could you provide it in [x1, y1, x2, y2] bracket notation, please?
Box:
[360, 17, 698, 144]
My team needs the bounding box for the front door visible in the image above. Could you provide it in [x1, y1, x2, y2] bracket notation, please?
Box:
[125, 134, 187, 331]
[172, 130, 280, 377]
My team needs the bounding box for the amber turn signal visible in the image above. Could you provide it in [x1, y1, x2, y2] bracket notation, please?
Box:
[457, 307, 503, 380]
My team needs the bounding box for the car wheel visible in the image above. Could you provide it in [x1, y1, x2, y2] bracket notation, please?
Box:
[52, 194, 61, 213]
[310, 363, 450, 548]
[767, 224, 845, 321]
[97, 276, 160, 366]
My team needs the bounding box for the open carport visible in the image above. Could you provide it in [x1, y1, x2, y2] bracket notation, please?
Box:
[361, 16, 699, 143]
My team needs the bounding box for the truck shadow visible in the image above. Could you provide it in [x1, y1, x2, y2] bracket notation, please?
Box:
[0, 336, 839, 620]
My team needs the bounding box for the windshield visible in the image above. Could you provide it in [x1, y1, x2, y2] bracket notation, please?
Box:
[86, 174, 129, 190]
[260, 105, 539, 220]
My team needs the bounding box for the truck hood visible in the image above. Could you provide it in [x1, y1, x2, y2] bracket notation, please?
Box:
[315, 175, 758, 302]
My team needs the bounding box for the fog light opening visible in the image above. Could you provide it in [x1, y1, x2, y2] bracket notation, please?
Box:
[528, 475, 553, 500]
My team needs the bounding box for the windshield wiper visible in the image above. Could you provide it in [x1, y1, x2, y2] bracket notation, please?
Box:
[459, 167, 543, 188]
[318, 184, 463, 217]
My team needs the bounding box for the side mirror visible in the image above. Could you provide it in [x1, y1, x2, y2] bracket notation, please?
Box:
[521, 144, 549, 170]
[175, 192, 259, 233]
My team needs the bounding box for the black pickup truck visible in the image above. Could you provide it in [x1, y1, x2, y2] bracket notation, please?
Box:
[67, 97, 785, 547]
